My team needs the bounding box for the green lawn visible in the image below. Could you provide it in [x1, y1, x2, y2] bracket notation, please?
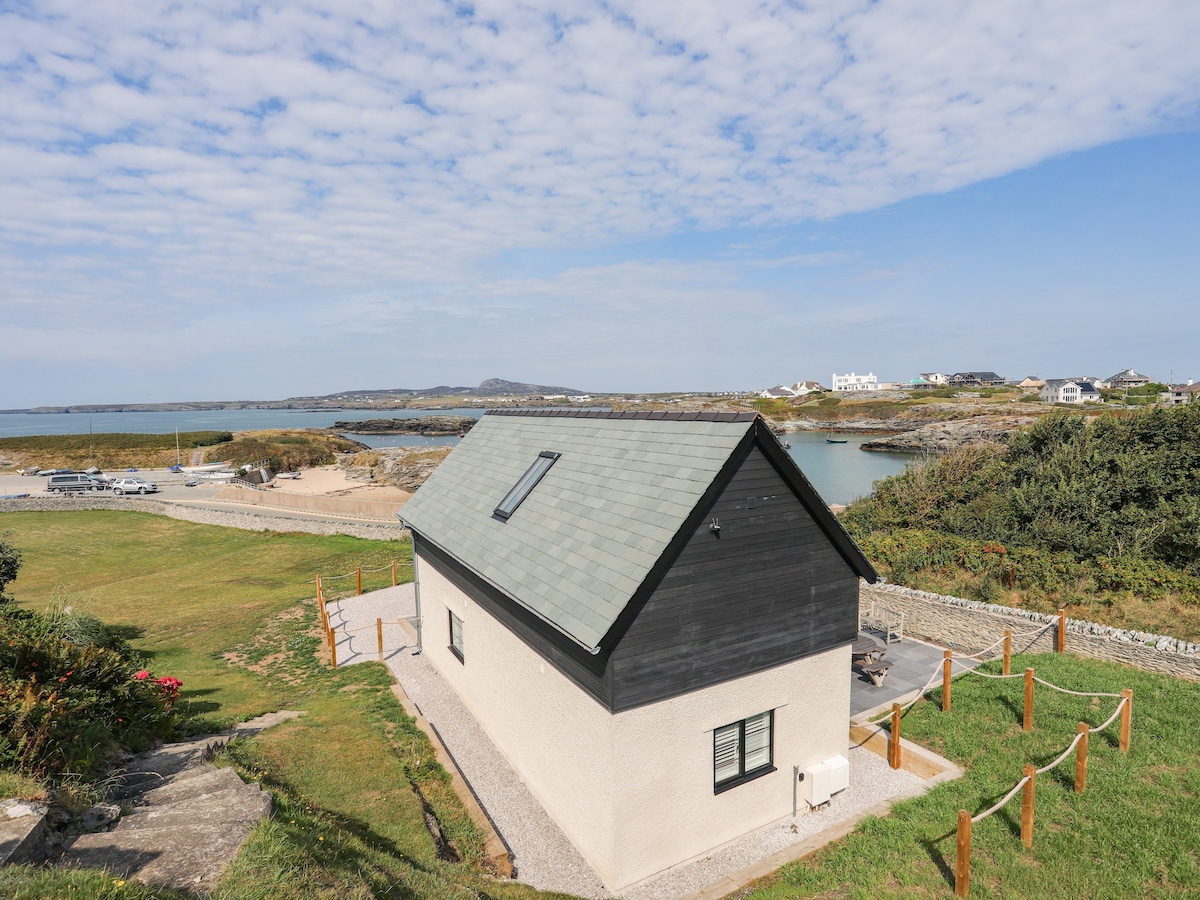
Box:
[748, 652, 1200, 899]
[0, 510, 549, 900]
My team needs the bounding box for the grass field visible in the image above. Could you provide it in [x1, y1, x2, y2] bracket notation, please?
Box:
[0, 510, 548, 900]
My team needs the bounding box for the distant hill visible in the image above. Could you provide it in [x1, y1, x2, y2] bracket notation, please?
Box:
[299, 378, 587, 400]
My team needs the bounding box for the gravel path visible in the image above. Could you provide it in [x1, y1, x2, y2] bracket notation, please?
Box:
[332, 589, 931, 899]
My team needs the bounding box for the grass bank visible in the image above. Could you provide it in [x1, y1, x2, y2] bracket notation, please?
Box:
[0, 510, 545, 900]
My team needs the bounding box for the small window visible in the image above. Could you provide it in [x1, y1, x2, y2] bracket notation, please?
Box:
[448, 610, 464, 663]
[714, 710, 774, 793]
[494, 451, 560, 520]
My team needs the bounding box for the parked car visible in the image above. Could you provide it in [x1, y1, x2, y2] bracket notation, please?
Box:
[46, 473, 108, 492]
[110, 477, 159, 495]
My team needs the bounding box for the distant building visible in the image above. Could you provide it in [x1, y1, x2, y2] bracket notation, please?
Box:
[1017, 376, 1045, 389]
[919, 372, 949, 385]
[1165, 381, 1198, 405]
[1105, 368, 1151, 390]
[759, 385, 797, 399]
[831, 372, 879, 392]
[791, 381, 827, 395]
[1040, 379, 1102, 404]
[948, 371, 1007, 387]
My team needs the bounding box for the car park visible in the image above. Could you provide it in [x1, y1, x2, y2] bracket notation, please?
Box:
[46, 473, 108, 492]
[110, 477, 159, 495]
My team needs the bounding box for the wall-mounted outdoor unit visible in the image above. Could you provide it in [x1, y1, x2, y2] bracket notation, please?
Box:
[803, 754, 850, 808]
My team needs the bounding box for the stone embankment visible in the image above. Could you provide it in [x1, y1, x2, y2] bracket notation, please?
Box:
[0, 495, 409, 540]
[858, 416, 1038, 454]
[335, 415, 476, 435]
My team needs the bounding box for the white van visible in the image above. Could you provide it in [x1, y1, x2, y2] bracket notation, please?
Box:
[46, 473, 107, 493]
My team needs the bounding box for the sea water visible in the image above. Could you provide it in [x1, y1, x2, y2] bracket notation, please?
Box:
[0, 409, 913, 505]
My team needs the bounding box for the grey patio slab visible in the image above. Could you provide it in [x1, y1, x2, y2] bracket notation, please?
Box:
[849, 633, 979, 718]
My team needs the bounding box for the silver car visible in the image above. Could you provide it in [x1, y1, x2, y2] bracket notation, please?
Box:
[110, 477, 159, 495]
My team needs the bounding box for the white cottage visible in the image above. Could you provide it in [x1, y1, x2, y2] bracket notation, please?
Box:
[398, 409, 878, 891]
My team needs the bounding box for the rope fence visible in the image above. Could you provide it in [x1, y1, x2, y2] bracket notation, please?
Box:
[860, 611, 1133, 778]
[953, 690, 1132, 897]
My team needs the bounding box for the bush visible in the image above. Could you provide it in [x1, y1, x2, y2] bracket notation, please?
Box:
[0, 543, 179, 778]
[818, 396, 842, 407]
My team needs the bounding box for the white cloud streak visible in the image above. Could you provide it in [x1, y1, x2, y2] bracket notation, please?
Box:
[0, 1, 1198, 400]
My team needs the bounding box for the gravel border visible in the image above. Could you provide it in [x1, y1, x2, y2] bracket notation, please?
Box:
[331, 590, 931, 900]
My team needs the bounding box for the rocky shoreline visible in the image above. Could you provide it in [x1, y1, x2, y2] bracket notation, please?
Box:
[858, 416, 1038, 453]
[334, 415, 476, 435]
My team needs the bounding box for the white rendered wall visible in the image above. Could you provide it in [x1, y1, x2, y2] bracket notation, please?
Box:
[415, 547, 850, 891]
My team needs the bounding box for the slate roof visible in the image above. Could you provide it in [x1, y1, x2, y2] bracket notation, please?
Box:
[399, 409, 870, 652]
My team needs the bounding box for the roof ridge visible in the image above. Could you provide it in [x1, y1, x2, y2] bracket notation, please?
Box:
[484, 408, 760, 422]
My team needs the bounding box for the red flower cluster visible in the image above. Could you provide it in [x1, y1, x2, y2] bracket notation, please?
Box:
[156, 676, 183, 705]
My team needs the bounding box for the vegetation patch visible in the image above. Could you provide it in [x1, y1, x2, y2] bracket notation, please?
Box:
[844, 405, 1200, 637]
[203, 430, 364, 471]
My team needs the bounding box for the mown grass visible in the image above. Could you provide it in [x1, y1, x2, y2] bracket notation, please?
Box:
[747, 652, 1200, 899]
[0, 510, 549, 900]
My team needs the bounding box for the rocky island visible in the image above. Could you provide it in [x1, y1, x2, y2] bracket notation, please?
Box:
[334, 416, 477, 436]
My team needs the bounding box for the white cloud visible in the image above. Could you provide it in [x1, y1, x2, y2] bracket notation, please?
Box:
[0, 1, 1198, 402]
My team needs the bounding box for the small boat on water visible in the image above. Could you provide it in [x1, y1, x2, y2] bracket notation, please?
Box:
[825, 433, 848, 444]
[180, 460, 236, 474]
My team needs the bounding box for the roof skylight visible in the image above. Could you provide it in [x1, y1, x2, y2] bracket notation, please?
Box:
[494, 451, 560, 521]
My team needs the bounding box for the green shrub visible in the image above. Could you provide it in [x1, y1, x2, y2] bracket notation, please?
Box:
[0, 543, 178, 778]
[818, 396, 842, 407]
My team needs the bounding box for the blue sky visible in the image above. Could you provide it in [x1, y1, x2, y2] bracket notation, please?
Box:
[1, 1, 1198, 406]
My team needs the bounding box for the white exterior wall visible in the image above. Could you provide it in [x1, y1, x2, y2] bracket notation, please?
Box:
[831, 372, 879, 392]
[415, 548, 850, 891]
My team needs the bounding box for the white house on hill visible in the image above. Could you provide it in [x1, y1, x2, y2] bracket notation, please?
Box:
[832, 372, 878, 392]
[398, 409, 878, 891]
[1041, 379, 1102, 404]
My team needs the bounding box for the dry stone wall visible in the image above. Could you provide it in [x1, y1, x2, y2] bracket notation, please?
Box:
[863, 581, 1200, 681]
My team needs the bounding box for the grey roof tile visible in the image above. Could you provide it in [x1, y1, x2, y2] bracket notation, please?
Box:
[401, 412, 751, 648]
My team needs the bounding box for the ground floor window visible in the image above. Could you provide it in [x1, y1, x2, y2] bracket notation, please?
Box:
[449, 610, 464, 662]
[713, 710, 774, 793]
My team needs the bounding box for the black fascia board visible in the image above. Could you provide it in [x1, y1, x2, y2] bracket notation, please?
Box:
[749, 418, 879, 582]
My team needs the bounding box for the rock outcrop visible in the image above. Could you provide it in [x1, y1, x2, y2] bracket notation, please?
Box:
[339, 446, 452, 491]
[334, 416, 476, 435]
[859, 416, 1037, 454]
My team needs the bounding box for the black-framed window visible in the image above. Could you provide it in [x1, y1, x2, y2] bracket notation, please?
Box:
[713, 710, 774, 793]
[448, 610, 464, 662]
[494, 451, 560, 520]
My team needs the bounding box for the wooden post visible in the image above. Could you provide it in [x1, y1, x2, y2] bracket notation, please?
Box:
[1056, 609, 1066, 653]
[1021, 764, 1036, 849]
[315, 574, 322, 597]
[889, 703, 902, 769]
[1075, 721, 1089, 793]
[1120, 689, 1133, 753]
[356, 567, 362, 596]
[391, 560, 398, 587]
[942, 649, 953, 712]
[376, 617, 384, 661]
[329, 627, 338, 669]
[1003, 629, 1012, 675]
[1024, 668, 1035, 731]
[955, 809, 972, 898]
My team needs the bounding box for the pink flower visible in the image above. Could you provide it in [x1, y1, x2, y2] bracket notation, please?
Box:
[155, 676, 183, 705]
[134, 670, 150, 680]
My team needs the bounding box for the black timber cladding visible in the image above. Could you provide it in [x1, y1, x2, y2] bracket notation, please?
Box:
[607, 442, 860, 711]
[410, 416, 874, 713]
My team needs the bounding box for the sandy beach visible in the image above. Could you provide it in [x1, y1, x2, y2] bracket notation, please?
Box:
[273, 465, 412, 503]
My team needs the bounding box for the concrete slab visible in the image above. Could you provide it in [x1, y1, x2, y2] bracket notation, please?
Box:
[850, 633, 979, 718]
